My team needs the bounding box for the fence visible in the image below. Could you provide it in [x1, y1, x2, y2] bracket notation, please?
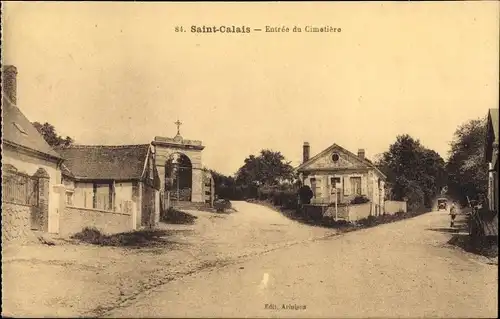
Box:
[2, 165, 45, 242]
[2, 169, 39, 207]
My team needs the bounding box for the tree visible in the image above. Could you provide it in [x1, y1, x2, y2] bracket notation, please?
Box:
[298, 185, 313, 204]
[446, 117, 488, 205]
[235, 149, 295, 186]
[207, 169, 238, 199]
[375, 134, 447, 209]
[32, 122, 74, 147]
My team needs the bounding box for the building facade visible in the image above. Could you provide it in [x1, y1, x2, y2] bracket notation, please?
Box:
[57, 144, 161, 235]
[486, 108, 499, 213]
[2, 65, 64, 242]
[296, 142, 386, 216]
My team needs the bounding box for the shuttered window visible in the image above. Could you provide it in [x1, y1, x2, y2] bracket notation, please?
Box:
[343, 176, 350, 195]
[350, 177, 362, 196]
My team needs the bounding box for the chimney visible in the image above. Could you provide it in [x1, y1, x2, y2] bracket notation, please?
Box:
[358, 149, 365, 161]
[2, 65, 18, 105]
[303, 142, 310, 163]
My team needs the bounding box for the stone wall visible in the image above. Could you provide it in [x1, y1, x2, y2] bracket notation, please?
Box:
[59, 206, 133, 236]
[1, 203, 36, 244]
[324, 205, 350, 220]
[2, 147, 60, 233]
[348, 203, 372, 221]
[384, 200, 407, 215]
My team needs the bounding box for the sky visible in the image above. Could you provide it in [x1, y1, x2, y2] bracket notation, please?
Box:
[3, 2, 499, 175]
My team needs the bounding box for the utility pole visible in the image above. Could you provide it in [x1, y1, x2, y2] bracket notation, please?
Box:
[335, 188, 338, 220]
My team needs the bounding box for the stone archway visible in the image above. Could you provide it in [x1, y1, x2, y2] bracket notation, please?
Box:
[152, 133, 205, 204]
[165, 153, 193, 202]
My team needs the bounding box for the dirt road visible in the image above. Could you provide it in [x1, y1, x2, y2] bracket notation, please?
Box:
[107, 208, 498, 318]
[1, 201, 336, 317]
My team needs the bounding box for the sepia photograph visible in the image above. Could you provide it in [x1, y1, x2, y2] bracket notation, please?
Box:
[1, 1, 499, 318]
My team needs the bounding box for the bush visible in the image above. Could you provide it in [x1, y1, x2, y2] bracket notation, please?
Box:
[320, 217, 352, 228]
[160, 207, 198, 224]
[70, 227, 172, 247]
[214, 199, 232, 212]
[281, 190, 298, 209]
[405, 186, 425, 212]
[351, 195, 370, 205]
[298, 185, 313, 205]
[71, 227, 103, 244]
[395, 210, 406, 217]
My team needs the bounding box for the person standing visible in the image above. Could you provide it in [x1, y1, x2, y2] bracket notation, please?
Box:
[449, 203, 457, 227]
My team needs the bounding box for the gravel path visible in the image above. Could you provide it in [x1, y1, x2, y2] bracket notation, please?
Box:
[107, 209, 498, 318]
[1, 201, 336, 317]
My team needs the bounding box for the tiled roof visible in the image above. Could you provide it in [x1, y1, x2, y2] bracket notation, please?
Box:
[56, 144, 150, 180]
[2, 97, 62, 159]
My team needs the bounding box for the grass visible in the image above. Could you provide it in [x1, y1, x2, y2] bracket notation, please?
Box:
[70, 227, 178, 247]
[448, 234, 499, 259]
[249, 199, 426, 231]
[356, 211, 427, 227]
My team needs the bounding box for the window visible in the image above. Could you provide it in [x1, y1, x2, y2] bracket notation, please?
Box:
[350, 177, 362, 195]
[331, 177, 341, 187]
[65, 191, 74, 206]
[93, 182, 114, 211]
[331, 153, 340, 162]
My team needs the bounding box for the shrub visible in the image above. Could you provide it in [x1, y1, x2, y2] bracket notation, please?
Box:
[321, 217, 352, 228]
[357, 215, 378, 227]
[395, 210, 406, 217]
[351, 195, 370, 205]
[71, 227, 103, 244]
[214, 199, 232, 212]
[70, 227, 172, 247]
[406, 186, 425, 212]
[298, 185, 313, 204]
[281, 190, 298, 209]
[161, 207, 198, 224]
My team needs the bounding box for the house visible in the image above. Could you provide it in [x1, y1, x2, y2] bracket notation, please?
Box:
[472, 108, 499, 238]
[55, 144, 161, 235]
[2, 65, 64, 242]
[296, 142, 387, 220]
[486, 108, 499, 213]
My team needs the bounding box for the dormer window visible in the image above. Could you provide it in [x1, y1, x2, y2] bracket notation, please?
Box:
[13, 122, 27, 135]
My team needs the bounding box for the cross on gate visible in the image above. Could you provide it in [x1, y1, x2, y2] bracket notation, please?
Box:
[174, 120, 182, 135]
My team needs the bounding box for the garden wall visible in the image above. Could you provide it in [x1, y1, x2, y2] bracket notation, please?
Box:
[1, 203, 37, 244]
[384, 200, 407, 215]
[348, 203, 372, 221]
[59, 206, 133, 236]
[324, 205, 349, 220]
